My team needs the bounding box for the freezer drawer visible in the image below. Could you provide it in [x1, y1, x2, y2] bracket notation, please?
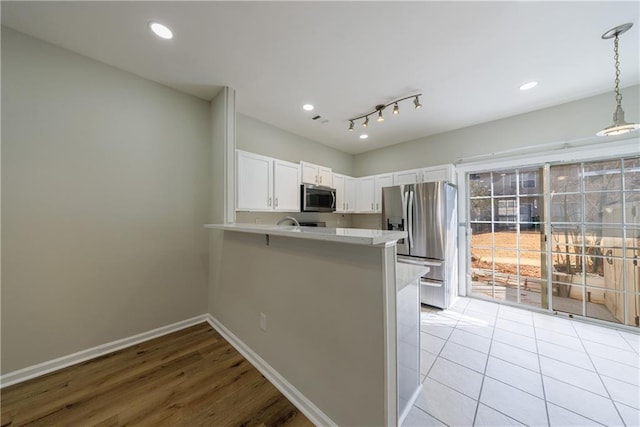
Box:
[397, 256, 445, 282]
[421, 278, 446, 308]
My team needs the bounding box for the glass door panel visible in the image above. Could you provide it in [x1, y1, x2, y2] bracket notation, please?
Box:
[467, 156, 639, 329]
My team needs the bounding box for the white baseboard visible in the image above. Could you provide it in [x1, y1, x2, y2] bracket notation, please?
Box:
[0, 314, 209, 388]
[205, 314, 337, 427]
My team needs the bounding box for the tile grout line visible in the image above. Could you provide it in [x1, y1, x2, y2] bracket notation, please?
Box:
[470, 305, 498, 427]
[569, 318, 628, 425]
[531, 310, 552, 427]
[418, 306, 460, 426]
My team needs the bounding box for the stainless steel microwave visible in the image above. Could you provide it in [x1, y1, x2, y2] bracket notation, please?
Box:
[300, 184, 336, 212]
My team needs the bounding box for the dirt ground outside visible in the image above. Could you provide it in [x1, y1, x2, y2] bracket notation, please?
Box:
[471, 231, 543, 278]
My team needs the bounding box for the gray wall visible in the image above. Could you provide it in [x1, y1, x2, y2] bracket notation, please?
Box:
[237, 113, 353, 175]
[353, 86, 640, 176]
[1, 28, 212, 373]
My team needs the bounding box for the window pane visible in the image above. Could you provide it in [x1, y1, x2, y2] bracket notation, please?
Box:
[493, 229, 518, 249]
[586, 287, 623, 324]
[584, 192, 623, 224]
[550, 193, 582, 223]
[550, 164, 580, 193]
[494, 198, 517, 224]
[626, 293, 640, 327]
[470, 199, 492, 222]
[469, 172, 492, 197]
[584, 159, 622, 192]
[623, 156, 640, 191]
[492, 171, 517, 196]
[626, 192, 640, 225]
[519, 168, 542, 195]
[519, 195, 543, 226]
[552, 284, 584, 316]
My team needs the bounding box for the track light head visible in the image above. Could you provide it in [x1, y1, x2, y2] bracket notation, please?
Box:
[414, 96, 422, 109]
[349, 120, 354, 131]
[393, 103, 399, 115]
[363, 116, 369, 127]
[376, 106, 385, 122]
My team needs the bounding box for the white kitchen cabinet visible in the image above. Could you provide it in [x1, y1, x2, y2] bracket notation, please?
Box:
[374, 173, 394, 212]
[273, 159, 301, 211]
[237, 150, 273, 210]
[393, 169, 422, 185]
[236, 150, 299, 212]
[420, 164, 456, 183]
[355, 176, 375, 212]
[334, 173, 356, 213]
[301, 161, 333, 187]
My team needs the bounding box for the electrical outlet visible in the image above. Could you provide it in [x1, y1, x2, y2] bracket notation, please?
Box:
[255, 218, 261, 224]
[260, 313, 267, 331]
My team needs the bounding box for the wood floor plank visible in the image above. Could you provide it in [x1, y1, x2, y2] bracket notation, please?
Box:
[1, 323, 313, 427]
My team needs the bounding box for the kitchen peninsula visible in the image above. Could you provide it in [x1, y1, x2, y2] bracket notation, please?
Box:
[204, 224, 426, 426]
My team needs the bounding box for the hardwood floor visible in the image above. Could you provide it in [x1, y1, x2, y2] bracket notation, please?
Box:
[1, 323, 313, 426]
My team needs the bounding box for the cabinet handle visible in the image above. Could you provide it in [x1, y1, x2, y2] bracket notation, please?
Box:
[371, 203, 374, 210]
[268, 197, 272, 207]
[319, 175, 322, 184]
[275, 197, 278, 207]
[376, 203, 379, 211]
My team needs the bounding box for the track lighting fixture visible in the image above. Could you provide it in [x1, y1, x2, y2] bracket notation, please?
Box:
[597, 23, 639, 137]
[347, 94, 422, 131]
[413, 96, 422, 109]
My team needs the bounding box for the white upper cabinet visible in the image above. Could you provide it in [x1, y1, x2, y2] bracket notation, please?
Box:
[394, 164, 456, 185]
[374, 174, 394, 212]
[334, 173, 356, 213]
[420, 164, 456, 183]
[393, 169, 422, 185]
[355, 176, 376, 213]
[237, 150, 299, 212]
[237, 150, 273, 211]
[301, 161, 333, 187]
[273, 159, 301, 211]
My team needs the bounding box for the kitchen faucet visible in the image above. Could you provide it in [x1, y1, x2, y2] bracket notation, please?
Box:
[276, 216, 300, 226]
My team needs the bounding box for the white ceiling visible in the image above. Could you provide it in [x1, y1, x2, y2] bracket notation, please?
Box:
[2, 1, 639, 154]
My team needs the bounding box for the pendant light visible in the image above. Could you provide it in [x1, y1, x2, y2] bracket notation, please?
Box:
[597, 23, 640, 137]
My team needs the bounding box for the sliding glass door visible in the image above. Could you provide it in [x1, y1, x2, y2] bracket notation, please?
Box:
[468, 156, 640, 328]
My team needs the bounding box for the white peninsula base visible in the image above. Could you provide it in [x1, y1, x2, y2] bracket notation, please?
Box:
[205, 224, 425, 426]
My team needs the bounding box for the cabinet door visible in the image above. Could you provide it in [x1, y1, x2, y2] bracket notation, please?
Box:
[237, 151, 273, 210]
[355, 177, 375, 212]
[333, 174, 346, 212]
[421, 164, 455, 183]
[374, 174, 394, 212]
[394, 169, 420, 185]
[344, 177, 356, 212]
[317, 166, 333, 187]
[300, 161, 319, 184]
[273, 160, 300, 211]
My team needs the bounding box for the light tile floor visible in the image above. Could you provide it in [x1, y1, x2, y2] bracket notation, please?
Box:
[403, 297, 640, 427]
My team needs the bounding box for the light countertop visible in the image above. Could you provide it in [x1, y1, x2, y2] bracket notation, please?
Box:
[204, 223, 407, 246]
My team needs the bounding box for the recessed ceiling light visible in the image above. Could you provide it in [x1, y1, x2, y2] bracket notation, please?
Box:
[149, 21, 173, 40]
[519, 81, 538, 91]
[359, 134, 368, 140]
[303, 104, 314, 111]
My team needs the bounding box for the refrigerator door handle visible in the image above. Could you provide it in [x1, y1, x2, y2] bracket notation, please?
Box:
[407, 190, 414, 250]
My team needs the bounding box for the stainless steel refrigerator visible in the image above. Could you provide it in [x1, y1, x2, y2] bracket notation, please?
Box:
[382, 181, 458, 308]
